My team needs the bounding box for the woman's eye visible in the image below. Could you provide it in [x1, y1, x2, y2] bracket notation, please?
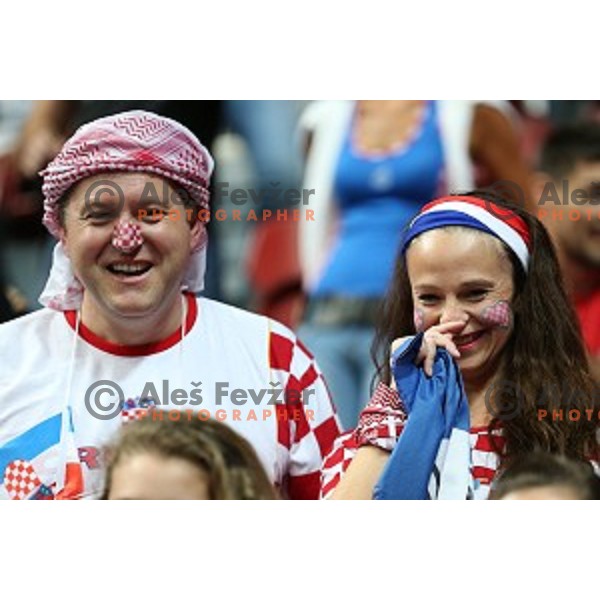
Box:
[466, 289, 488, 300]
[418, 295, 439, 304]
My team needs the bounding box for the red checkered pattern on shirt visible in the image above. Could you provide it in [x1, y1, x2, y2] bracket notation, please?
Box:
[269, 320, 341, 500]
[4, 459, 43, 500]
[320, 431, 358, 499]
[320, 383, 506, 499]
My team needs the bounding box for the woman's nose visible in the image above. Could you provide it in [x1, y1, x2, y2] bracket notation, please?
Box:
[112, 220, 143, 253]
[439, 301, 468, 325]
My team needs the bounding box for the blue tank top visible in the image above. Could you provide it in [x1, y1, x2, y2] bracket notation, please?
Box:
[313, 101, 445, 298]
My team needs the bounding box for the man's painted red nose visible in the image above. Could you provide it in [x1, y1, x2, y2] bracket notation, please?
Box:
[112, 221, 143, 253]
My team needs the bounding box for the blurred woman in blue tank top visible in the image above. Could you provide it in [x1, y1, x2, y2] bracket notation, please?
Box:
[298, 100, 531, 430]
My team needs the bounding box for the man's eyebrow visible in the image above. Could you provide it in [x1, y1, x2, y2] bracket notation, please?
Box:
[137, 196, 168, 207]
[78, 199, 121, 216]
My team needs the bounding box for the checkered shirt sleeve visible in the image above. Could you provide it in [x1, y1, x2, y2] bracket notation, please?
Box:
[320, 382, 407, 498]
[269, 320, 342, 500]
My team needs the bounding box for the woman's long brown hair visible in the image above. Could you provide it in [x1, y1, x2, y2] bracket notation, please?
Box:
[372, 191, 599, 463]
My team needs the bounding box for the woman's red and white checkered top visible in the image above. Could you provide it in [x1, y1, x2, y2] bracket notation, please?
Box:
[320, 382, 505, 499]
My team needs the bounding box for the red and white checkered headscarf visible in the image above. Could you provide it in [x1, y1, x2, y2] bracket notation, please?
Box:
[38, 110, 214, 310]
[41, 110, 213, 236]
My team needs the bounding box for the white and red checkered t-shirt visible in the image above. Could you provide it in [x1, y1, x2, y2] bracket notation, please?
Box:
[0, 294, 341, 500]
[320, 383, 505, 500]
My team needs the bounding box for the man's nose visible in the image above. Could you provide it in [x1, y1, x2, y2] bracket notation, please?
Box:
[112, 219, 143, 254]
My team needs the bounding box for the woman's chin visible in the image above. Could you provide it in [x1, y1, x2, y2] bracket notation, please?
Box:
[456, 353, 489, 380]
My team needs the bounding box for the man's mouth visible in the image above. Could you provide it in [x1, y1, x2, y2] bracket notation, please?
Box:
[106, 261, 153, 277]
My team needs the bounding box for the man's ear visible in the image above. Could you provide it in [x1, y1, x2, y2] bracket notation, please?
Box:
[59, 227, 70, 257]
[189, 220, 205, 252]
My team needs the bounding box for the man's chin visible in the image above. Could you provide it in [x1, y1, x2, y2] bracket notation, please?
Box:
[101, 292, 161, 320]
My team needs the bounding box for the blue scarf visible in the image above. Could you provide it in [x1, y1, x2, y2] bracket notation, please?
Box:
[373, 334, 472, 500]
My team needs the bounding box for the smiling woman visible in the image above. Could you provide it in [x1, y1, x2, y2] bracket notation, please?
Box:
[322, 191, 600, 500]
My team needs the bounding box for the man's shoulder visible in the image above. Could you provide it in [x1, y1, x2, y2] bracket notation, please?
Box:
[197, 297, 298, 342]
[0, 308, 61, 339]
[0, 309, 65, 379]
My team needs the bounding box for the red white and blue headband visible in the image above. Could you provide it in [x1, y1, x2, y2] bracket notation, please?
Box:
[401, 195, 532, 271]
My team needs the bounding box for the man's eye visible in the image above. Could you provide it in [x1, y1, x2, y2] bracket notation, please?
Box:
[143, 210, 165, 222]
[85, 212, 114, 221]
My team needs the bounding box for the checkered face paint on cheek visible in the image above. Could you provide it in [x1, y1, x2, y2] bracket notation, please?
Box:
[112, 221, 143, 253]
[413, 309, 425, 332]
[479, 300, 512, 329]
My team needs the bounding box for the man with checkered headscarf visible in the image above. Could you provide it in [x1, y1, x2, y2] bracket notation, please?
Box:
[0, 110, 340, 500]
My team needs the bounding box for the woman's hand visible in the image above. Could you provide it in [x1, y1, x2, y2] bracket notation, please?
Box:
[391, 320, 466, 378]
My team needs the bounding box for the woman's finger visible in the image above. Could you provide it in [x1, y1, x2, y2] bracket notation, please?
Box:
[424, 343, 435, 376]
[419, 333, 461, 373]
[423, 337, 438, 376]
[413, 327, 463, 375]
[440, 335, 461, 358]
[430, 320, 468, 335]
[415, 338, 428, 365]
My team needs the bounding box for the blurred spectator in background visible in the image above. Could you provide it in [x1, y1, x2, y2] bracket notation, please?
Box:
[0, 100, 48, 311]
[549, 101, 600, 127]
[0, 261, 28, 323]
[225, 101, 306, 327]
[488, 452, 600, 500]
[0, 290, 13, 323]
[532, 124, 600, 381]
[103, 416, 277, 500]
[0, 268, 25, 323]
[297, 100, 531, 430]
[0, 184, 28, 322]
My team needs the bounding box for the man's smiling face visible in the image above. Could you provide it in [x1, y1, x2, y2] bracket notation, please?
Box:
[61, 172, 203, 322]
